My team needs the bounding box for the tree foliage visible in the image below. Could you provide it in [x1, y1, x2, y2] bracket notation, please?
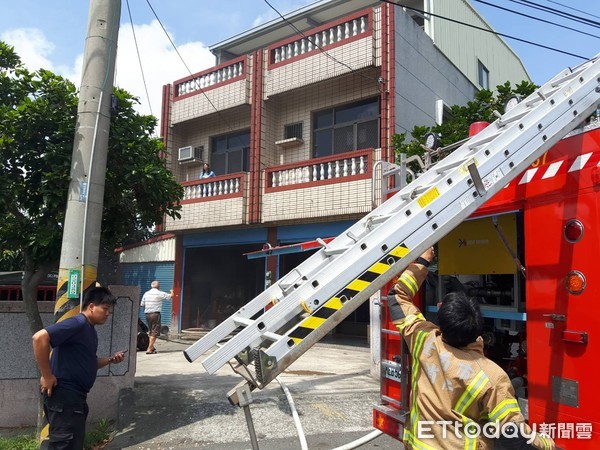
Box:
[103, 87, 183, 248]
[392, 81, 538, 172]
[0, 41, 183, 332]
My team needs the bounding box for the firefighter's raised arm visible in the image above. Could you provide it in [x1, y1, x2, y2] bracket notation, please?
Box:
[388, 247, 435, 344]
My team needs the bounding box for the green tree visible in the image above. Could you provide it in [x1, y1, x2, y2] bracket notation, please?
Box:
[0, 41, 183, 333]
[392, 81, 537, 173]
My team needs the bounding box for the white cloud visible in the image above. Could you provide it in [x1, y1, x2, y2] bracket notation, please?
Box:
[1, 28, 55, 71]
[2, 21, 215, 134]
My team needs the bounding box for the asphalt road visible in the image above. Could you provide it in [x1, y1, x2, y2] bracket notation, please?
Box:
[106, 337, 401, 449]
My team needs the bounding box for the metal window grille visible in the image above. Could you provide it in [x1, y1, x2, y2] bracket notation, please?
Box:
[284, 122, 303, 140]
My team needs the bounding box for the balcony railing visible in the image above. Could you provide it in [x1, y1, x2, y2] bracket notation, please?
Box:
[265, 149, 372, 192]
[268, 10, 371, 68]
[174, 56, 246, 100]
[182, 173, 244, 202]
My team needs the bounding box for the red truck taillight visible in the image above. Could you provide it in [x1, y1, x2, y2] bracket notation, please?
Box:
[373, 407, 403, 441]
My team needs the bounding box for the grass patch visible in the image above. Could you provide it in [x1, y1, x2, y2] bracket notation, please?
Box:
[83, 418, 112, 449]
[0, 419, 113, 450]
[0, 435, 38, 450]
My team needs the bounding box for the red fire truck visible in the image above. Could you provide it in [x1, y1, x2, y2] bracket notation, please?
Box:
[374, 121, 600, 448]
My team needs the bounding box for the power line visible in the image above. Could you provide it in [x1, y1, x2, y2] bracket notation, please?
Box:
[507, 0, 600, 28]
[473, 0, 600, 40]
[262, 0, 381, 85]
[125, 0, 153, 116]
[543, 0, 600, 22]
[380, 0, 588, 60]
[144, 0, 268, 169]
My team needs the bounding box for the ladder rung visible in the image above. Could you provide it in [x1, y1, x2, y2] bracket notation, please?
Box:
[323, 246, 350, 256]
[315, 236, 352, 256]
[262, 331, 282, 342]
[435, 158, 467, 174]
[400, 184, 431, 200]
[537, 85, 561, 101]
[346, 230, 364, 242]
[497, 109, 531, 127]
[233, 317, 254, 327]
[365, 214, 393, 227]
[467, 129, 504, 149]
[551, 67, 587, 88]
[524, 96, 543, 108]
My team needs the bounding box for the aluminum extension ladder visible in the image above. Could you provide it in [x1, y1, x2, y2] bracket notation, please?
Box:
[185, 54, 600, 405]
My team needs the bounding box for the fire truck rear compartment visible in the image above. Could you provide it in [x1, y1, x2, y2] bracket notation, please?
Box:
[432, 212, 529, 415]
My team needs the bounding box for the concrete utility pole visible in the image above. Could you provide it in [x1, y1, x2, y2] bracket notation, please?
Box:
[41, 1, 121, 445]
[54, 0, 121, 322]
[54, 0, 121, 325]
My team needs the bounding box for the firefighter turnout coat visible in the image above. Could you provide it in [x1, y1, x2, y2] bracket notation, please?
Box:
[390, 261, 554, 450]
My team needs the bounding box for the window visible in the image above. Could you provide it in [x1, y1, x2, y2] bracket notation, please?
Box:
[284, 122, 303, 140]
[435, 99, 453, 125]
[478, 60, 490, 90]
[211, 129, 250, 175]
[312, 97, 380, 158]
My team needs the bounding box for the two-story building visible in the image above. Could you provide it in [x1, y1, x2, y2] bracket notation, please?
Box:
[151, 0, 530, 335]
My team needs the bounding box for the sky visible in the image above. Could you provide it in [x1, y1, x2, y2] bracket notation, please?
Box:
[1, 0, 598, 131]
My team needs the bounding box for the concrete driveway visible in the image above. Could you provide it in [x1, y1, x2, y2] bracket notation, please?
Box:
[107, 337, 400, 449]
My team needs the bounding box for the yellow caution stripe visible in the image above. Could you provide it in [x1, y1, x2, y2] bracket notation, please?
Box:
[39, 423, 49, 445]
[54, 266, 97, 323]
[289, 243, 410, 345]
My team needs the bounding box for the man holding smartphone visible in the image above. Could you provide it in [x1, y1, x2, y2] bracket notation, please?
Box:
[32, 286, 127, 450]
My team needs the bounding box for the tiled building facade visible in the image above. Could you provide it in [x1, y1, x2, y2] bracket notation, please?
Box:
[159, 0, 530, 333]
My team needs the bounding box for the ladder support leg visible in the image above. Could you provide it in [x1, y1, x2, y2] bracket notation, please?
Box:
[230, 382, 261, 449]
[243, 405, 260, 450]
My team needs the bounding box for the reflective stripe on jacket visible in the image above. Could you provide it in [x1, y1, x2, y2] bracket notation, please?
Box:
[391, 262, 553, 450]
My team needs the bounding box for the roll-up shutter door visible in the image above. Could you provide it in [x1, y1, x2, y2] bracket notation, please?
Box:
[120, 262, 174, 328]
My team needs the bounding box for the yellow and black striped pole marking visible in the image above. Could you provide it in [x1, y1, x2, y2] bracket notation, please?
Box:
[289, 243, 411, 345]
[53, 265, 97, 323]
[39, 265, 97, 447]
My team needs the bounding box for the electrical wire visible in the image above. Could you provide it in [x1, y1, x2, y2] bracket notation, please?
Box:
[262, 0, 381, 85]
[473, 0, 600, 40]
[125, 0, 153, 116]
[144, 0, 266, 168]
[141, 0, 593, 180]
[380, 0, 589, 60]
[506, 0, 600, 28]
[543, 0, 600, 22]
[264, 0, 594, 129]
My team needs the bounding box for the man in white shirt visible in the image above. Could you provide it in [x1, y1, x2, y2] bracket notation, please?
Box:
[140, 281, 173, 354]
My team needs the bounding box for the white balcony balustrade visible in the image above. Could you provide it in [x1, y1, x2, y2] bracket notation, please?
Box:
[175, 60, 245, 98]
[268, 151, 369, 189]
[183, 175, 242, 200]
[270, 15, 368, 65]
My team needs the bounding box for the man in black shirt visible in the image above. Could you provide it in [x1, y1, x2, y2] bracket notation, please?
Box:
[32, 287, 127, 449]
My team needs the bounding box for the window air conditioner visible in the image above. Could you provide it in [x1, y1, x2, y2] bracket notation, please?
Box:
[178, 146, 203, 163]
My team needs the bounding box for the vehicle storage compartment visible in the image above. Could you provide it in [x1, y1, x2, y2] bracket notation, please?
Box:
[432, 212, 529, 415]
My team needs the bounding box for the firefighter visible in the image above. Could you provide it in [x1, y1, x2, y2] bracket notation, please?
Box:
[389, 247, 555, 450]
